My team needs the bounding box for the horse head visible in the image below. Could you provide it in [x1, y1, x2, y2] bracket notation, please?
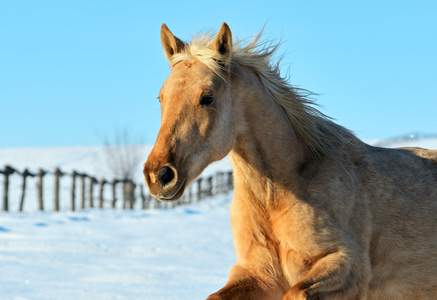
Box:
[143, 23, 237, 202]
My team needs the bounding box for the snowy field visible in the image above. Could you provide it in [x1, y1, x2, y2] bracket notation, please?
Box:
[0, 137, 436, 300]
[0, 196, 235, 300]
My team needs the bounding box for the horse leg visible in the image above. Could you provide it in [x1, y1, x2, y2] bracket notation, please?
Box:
[207, 193, 288, 300]
[282, 251, 369, 300]
[207, 264, 284, 300]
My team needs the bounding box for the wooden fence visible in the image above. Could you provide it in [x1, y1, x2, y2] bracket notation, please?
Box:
[0, 165, 233, 212]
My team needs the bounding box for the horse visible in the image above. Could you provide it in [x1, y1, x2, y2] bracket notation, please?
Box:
[143, 23, 437, 299]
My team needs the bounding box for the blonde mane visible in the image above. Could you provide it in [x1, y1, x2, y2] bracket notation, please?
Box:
[168, 30, 351, 158]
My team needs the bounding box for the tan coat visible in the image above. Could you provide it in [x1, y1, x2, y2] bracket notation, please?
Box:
[144, 23, 437, 299]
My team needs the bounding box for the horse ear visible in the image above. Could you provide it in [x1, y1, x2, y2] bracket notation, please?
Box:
[161, 24, 186, 61]
[212, 23, 232, 62]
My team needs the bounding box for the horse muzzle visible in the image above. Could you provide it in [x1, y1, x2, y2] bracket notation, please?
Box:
[143, 162, 186, 202]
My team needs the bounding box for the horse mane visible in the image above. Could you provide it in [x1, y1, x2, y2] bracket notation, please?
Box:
[168, 30, 352, 159]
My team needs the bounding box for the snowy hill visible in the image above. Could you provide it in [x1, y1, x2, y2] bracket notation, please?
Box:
[0, 138, 436, 300]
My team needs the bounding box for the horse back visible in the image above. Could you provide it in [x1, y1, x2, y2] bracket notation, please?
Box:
[362, 144, 437, 298]
[399, 146, 437, 162]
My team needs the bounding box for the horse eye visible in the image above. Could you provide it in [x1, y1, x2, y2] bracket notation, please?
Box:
[200, 96, 214, 106]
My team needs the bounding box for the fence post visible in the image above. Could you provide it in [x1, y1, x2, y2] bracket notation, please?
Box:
[227, 171, 233, 191]
[112, 180, 118, 208]
[140, 184, 146, 209]
[88, 177, 97, 208]
[129, 181, 136, 209]
[185, 191, 190, 204]
[222, 172, 226, 193]
[147, 190, 152, 209]
[36, 169, 46, 211]
[187, 186, 193, 204]
[19, 170, 27, 212]
[80, 173, 86, 209]
[215, 172, 220, 194]
[196, 178, 203, 201]
[206, 176, 213, 197]
[218, 172, 224, 194]
[98, 178, 106, 209]
[122, 180, 127, 209]
[1, 165, 15, 212]
[53, 168, 63, 211]
[71, 171, 77, 211]
[19, 169, 34, 212]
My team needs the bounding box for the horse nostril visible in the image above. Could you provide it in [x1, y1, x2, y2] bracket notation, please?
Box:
[158, 166, 175, 187]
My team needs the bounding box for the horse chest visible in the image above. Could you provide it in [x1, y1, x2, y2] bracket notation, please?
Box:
[269, 206, 328, 285]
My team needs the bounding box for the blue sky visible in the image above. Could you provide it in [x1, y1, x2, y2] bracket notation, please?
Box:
[1, 1, 436, 148]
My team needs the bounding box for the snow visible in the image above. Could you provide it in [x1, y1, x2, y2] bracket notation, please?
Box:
[0, 196, 235, 300]
[372, 138, 437, 149]
[0, 138, 436, 299]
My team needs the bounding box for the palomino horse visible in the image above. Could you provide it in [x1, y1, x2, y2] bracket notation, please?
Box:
[143, 23, 437, 299]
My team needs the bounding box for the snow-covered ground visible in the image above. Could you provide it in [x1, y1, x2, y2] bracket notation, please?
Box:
[0, 196, 235, 300]
[0, 138, 436, 299]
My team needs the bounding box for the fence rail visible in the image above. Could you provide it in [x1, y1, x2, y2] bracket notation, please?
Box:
[0, 165, 233, 212]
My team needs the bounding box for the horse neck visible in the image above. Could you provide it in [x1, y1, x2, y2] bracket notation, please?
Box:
[229, 65, 306, 204]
